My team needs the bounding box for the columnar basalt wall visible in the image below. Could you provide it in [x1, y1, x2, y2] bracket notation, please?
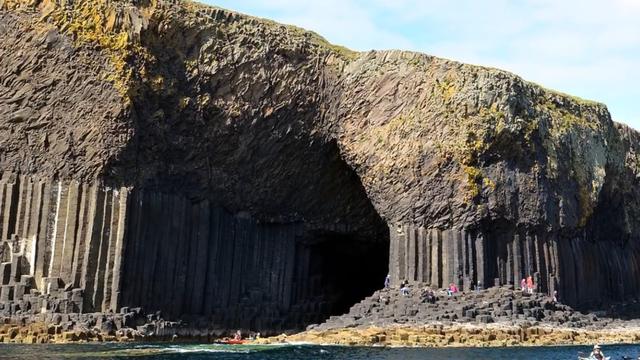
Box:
[389, 226, 548, 292]
[119, 190, 363, 331]
[0, 172, 128, 314]
[0, 174, 388, 331]
[389, 224, 640, 307]
[389, 226, 484, 292]
[119, 189, 388, 331]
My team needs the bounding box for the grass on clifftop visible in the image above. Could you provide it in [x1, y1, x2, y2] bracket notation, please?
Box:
[186, 0, 359, 61]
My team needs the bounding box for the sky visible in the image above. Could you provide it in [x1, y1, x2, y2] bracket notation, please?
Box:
[204, 0, 640, 129]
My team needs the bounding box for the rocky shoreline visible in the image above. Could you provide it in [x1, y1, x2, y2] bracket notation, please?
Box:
[259, 324, 640, 347]
[0, 307, 185, 344]
[257, 285, 640, 347]
[5, 285, 640, 347]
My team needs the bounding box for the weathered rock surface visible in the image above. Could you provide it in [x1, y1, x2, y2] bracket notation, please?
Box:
[265, 324, 640, 347]
[309, 285, 640, 331]
[1, 0, 640, 335]
[261, 285, 640, 347]
[0, 307, 184, 343]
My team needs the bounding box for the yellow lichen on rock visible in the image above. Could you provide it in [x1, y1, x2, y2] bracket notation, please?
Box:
[536, 93, 608, 226]
[2, 0, 159, 100]
[258, 324, 640, 348]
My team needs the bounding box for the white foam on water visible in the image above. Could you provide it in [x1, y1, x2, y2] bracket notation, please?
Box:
[159, 344, 257, 354]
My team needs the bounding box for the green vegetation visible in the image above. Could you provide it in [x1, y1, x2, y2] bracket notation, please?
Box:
[535, 92, 607, 227]
[5, 0, 154, 101]
[539, 100, 599, 136]
[436, 78, 457, 101]
[463, 165, 483, 199]
[191, 1, 359, 61]
[451, 106, 509, 200]
[299, 30, 358, 60]
[530, 82, 605, 107]
[11, 0, 359, 104]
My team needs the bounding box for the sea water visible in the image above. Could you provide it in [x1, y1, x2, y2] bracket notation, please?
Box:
[1, 343, 639, 359]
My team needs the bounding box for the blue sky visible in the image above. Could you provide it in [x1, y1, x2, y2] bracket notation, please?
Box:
[204, 0, 640, 128]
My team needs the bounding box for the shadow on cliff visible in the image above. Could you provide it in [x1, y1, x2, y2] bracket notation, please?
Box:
[539, 123, 640, 312]
[98, 13, 391, 330]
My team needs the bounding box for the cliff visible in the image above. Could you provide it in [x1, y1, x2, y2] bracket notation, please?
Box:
[1, 0, 639, 334]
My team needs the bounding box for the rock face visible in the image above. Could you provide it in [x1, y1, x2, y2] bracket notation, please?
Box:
[308, 285, 633, 331]
[268, 285, 640, 347]
[334, 54, 640, 306]
[1, 0, 640, 334]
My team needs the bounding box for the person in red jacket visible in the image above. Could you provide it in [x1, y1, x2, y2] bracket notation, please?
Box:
[526, 275, 534, 294]
[447, 283, 459, 296]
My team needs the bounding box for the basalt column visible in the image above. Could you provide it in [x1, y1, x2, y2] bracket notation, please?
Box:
[389, 223, 640, 307]
[390, 225, 481, 291]
[555, 236, 640, 307]
[119, 189, 388, 332]
[389, 225, 557, 293]
[0, 172, 129, 314]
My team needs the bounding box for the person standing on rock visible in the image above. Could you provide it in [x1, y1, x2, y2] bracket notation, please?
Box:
[400, 279, 409, 296]
[384, 274, 390, 289]
[526, 275, 534, 294]
[447, 283, 458, 297]
[520, 278, 527, 293]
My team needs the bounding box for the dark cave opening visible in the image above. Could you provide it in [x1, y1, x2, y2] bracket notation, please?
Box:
[306, 231, 389, 318]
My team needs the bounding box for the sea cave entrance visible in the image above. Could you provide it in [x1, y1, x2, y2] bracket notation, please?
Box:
[304, 228, 389, 319]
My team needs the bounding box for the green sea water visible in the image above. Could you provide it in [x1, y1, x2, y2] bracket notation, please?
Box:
[1, 343, 639, 359]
